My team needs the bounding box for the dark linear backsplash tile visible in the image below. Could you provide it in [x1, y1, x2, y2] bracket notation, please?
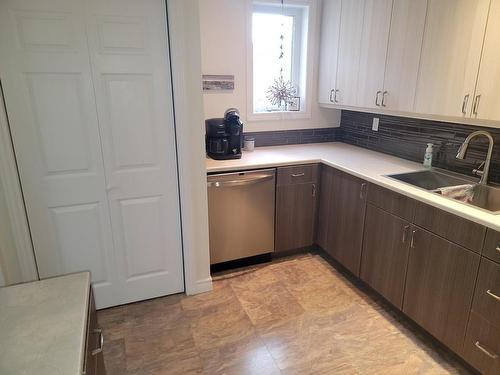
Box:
[244, 127, 341, 147]
[340, 110, 500, 184]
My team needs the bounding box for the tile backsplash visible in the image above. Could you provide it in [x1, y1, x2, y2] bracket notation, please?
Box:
[340, 110, 500, 184]
[244, 127, 341, 147]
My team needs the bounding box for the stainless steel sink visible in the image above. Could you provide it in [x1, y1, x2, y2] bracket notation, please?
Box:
[387, 169, 500, 214]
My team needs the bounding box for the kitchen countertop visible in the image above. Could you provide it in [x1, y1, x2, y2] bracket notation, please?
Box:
[0, 272, 91, 375]
[206, 142, 500, 232]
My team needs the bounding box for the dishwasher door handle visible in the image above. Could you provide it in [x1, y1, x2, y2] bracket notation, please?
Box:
[207, 174, 274, 188]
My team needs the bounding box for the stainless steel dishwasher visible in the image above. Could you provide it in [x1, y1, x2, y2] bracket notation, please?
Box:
[207, 169, 275, 264]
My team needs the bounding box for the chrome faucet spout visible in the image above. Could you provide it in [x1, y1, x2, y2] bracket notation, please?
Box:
[455, 130, 494, 185]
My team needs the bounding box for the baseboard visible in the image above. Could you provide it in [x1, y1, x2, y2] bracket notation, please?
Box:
[185, 276, 213, 295]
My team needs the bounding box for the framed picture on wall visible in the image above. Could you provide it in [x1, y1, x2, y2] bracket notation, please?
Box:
[288, 97, 300, 111]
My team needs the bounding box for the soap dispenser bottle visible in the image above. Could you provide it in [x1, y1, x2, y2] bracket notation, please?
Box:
[423, 143, 433, 168]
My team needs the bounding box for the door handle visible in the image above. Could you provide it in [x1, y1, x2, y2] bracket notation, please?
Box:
[207, 174, 274, 188]
[402, 225, 410, 243]
[91, 328, 104, 356]
[474, 341, 498, 359]
[410, 229, 417, 248]
[496, 245, 500, 253]
[381, 91, 388, 107]
[486, 289, 500, 302]
[291, 173, 305, 178]
[461, 94, 470, 115]
[312, 183, 316, 197]
[472, 94, 481, 115]
[329, 89, 335, 103]
[375, 91, 382, 107]
[334, 89, 339, 103]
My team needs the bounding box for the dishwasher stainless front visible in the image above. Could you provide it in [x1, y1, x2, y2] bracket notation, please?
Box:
[207, 169, 276, 264]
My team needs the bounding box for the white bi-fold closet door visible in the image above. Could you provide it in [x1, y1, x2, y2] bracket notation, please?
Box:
[0, 0, 184, 308]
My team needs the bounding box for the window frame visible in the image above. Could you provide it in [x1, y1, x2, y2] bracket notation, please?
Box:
[246, 0, 315, 121]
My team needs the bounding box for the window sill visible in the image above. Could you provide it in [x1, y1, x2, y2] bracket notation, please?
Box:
[247, 110, 312, 122]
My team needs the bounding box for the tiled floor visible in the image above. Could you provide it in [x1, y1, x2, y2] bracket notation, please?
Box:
[98, 253, 472, 375]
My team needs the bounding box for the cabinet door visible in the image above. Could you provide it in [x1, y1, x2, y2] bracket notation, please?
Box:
[403, 228, 480, 354]
[316, 165, 335, 250]
[414, 0, 490, 118]
[275, 183, 317, 252]
[471, 0, 500, 121]
[322, 167, 367, 276]
[318, 0, 341, 105]
[382, 0, 427, 112]
[361, 205, 411, 309]
[335, 0, 365, 106]
[356, 0, 393, 109]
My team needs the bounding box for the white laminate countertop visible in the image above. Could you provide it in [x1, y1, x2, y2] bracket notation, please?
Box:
[206, 142, 500, 232]
[0, 272, 91, 375]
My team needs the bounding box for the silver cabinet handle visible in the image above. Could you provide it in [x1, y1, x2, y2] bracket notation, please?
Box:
[329, 89, 335, 103]
[359, 183, 367, 200]
[91, 328, 104, 356]
[381, 91, 388, 107]
[496, 246, 500, 253]
[312, 183, 316, 197]
[334, 89, 339, 103]
[472, 94, 481, 115]
[402, 225, 410, 243]
[461, 94, 470, 114]
[375, 91, 382, 106]
[291, 173, 305, 178]
[486, 289, 500, 301]
[474, 341, 498, 359]
[410, 230, 417, 248]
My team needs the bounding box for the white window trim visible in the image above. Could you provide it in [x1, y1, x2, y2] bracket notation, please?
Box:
[245, 0, 316, 122]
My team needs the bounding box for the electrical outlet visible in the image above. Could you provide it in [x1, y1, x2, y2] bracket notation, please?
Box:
[372, 117, 379, 131]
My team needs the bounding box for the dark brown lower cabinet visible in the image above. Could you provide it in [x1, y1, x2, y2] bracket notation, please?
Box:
[85, 290, 106, 375]
[275, 182, 317, 252]
[463, 312, 500, 375]
[316, 166, 367, 276]
[403, 228, 481, 354]
[360, 204, 411, 309]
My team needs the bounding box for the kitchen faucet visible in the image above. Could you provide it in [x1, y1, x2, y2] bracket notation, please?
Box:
[456, 130, 494, 185]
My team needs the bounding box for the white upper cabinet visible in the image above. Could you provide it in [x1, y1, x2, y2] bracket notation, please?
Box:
[414, 0, 490, 118]
[356, 0, 393, 109]
[318, 0, 341, 105]
[472, 0, 500, 121]
[335, 0, 365, 106]
[382, 0, 427, 112]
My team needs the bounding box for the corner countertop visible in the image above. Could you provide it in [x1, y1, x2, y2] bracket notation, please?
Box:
[206, 142, 500, 232]
[0, 272, 91, 375]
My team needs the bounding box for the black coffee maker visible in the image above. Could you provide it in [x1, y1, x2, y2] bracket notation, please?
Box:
[205, 108, 243, 160]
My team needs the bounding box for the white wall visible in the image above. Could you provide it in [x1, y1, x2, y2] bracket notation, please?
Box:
[198, 0, 340, 132]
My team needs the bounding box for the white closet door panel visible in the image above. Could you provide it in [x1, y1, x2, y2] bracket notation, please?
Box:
[318, 0, 342, 104]
[356, 0, 393, 109]
[335, 0, 365, 106]
[0, 0, 118, 307]
[85, 0, 184, 304]
[383, 0, 427, 112]
[473, 0, 500, 121]
[414, 0, 490, 117]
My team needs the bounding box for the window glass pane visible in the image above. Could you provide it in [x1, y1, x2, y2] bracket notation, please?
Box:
[252, 12, 294, 113]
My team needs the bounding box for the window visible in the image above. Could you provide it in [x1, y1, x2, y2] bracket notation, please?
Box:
[251, 1, 309, 115]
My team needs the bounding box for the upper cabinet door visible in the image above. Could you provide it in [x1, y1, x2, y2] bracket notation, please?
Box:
[356, 0, 393, 109]
[335, 0, 365, 106]
[318, 0, 341, 105]
[414, 0, 490, 118]
[382, 0, 427, 112]
[472, 0, 500, 121]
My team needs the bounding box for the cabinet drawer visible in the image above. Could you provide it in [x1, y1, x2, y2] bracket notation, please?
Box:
[472, 257, 500, 327]
[483, 229, 500, 264]
[463, 312, 500, 375]
[367, 183, 415, 221]
[84, 289, 106, 375]
[277, 164, 319, 186]
[413, 202, 486, 253]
